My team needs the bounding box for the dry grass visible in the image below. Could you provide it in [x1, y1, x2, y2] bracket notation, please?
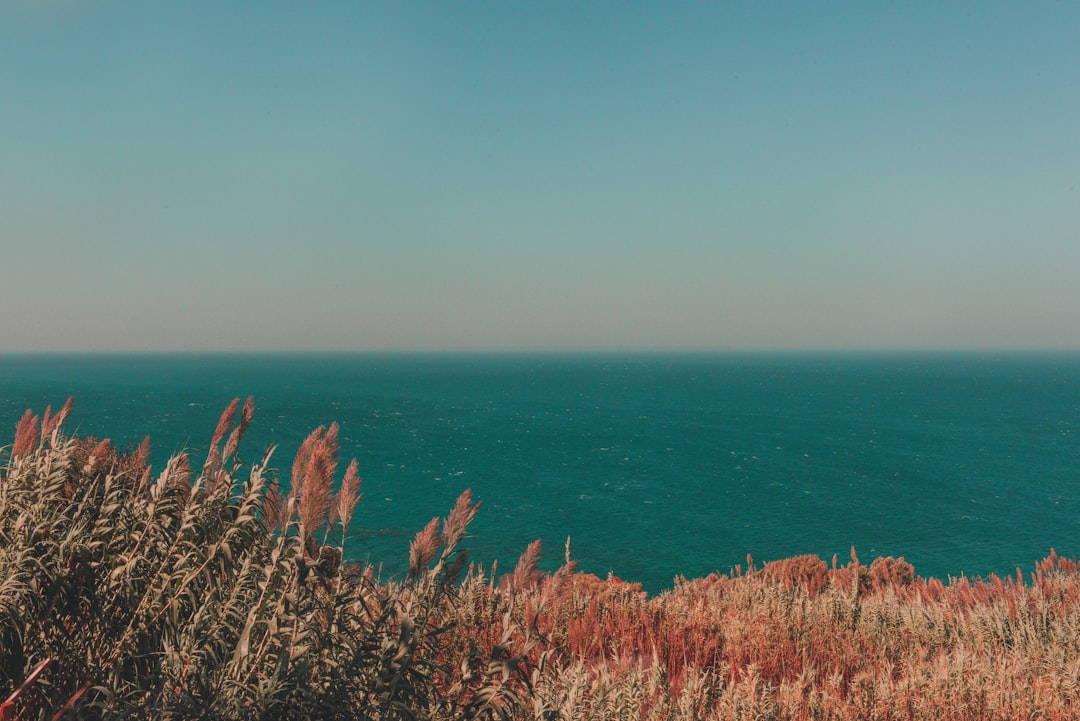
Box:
[442, 547, 1080, 719]
[1, 400, 528, 719]
[4, 399, 1080, 719]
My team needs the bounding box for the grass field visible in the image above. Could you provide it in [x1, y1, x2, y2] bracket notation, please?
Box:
[3, 399, 1079, 719]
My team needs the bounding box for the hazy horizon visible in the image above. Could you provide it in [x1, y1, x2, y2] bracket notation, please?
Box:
[3, 2, 1078, 353]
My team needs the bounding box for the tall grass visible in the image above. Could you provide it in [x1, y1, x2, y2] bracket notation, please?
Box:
[0, 400, 530, 720]
[3, 399, 1080, 719]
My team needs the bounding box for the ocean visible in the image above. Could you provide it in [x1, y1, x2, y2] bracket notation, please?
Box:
[2, 353, 1078, 593]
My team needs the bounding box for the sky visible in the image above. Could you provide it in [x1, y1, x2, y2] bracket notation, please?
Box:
[2, 1, 1079, 353]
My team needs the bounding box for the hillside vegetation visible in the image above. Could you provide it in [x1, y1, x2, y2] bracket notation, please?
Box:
[3, 399, 1080, 719]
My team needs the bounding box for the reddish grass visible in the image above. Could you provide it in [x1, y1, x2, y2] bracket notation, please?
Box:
[439, 544, 1080, 718]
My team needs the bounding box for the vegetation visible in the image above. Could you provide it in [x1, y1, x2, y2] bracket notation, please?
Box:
[3, 400, 1080, 719]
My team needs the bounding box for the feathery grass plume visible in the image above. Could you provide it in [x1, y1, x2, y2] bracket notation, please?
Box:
[239, 395, 255, 435]
[204, 397, 241, 476]
[133, 435, 151, 469]
[409, 517, 441, 579]
[164, 452, 193, 505]
[265, 479, 289, 534]
[507, 540, 542, 592]
[11, 409, 39, 458]
[429, 490, 481, 587]
[329, 457, 362, 531]
[288, 424, 323, 499]
[87, 439, 112, 469]
[210, 397, 240, 449]
[39, 404, 53, 440]
[222, 395, 255, 464]
[322, 420, 339, 461]
[442, 488, 479, 549]
[295, 423, 338, 540]
[41, 396, 74, 441]
[220, 429, 241, 466]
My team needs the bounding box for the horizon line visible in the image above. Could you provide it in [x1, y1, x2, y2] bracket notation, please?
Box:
[3, 348, 1080, 358]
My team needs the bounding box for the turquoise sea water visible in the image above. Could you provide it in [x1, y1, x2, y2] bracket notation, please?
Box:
[2, 353, 1079, 593]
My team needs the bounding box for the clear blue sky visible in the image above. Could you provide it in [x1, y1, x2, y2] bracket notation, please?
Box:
[3, 1, 1078, 352]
